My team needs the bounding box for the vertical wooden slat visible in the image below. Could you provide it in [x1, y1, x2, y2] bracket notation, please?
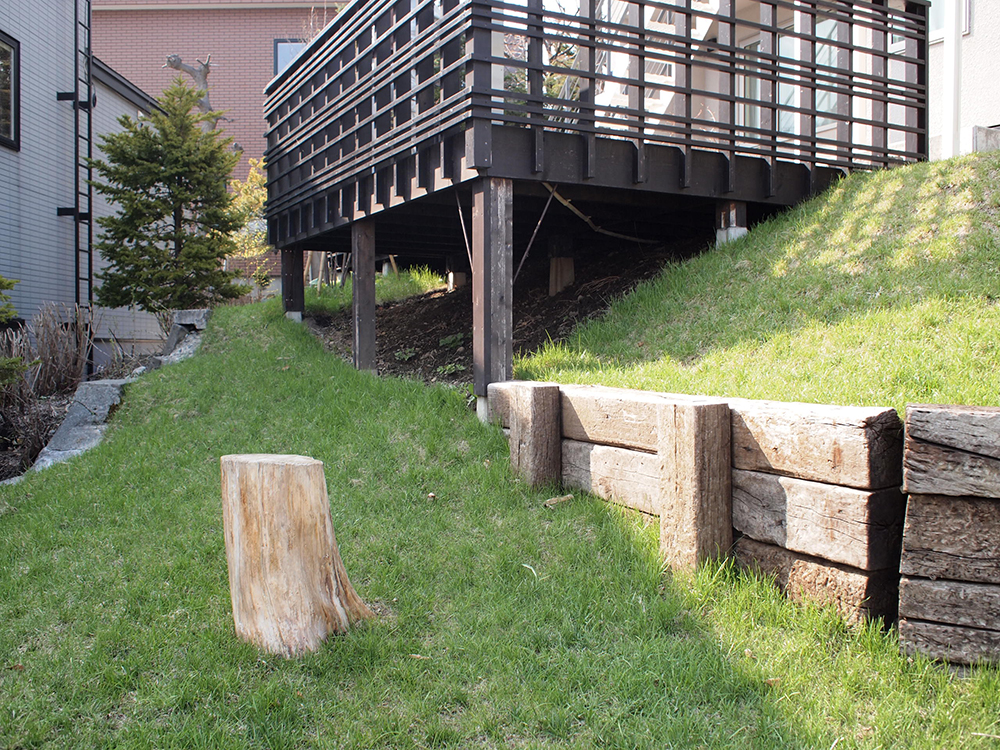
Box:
[465, 1, 494, 169]
[795, 3, 816, 170]
[870, 0, 888, 167]
[834, 4, 852, 164]
[629, 2, 647, 184]
[904, 0, 929, 160]
[527, 0, 544, 103]
[414, 0, 435, 122]
[759, 0, 777, 196]
[352, 220, 376, 371]
[527, 0, 544, 172]
[578, 0, 597, 178]
[472, 177, 513, 398]
[718, 0, 737, 192]
[679, 0, 692, 189]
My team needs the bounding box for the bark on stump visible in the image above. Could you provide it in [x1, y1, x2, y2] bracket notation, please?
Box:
[220, 454, 373, 657]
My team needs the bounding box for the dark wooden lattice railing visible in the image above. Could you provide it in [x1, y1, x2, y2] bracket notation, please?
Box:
[264, 0, 927, 249]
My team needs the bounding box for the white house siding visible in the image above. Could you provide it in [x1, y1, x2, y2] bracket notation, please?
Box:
[926, 0, 1000, 157]
[0, 2, 161, 355]
[0, 1, 78, 320]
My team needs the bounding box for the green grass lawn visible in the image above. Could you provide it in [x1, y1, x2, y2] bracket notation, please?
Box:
[304, 265, 445, 316]
[519, 151, 1000, 414]
[2, 300, 998, 749]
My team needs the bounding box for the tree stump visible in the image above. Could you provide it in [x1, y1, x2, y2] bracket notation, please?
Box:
[220, 454, 373, 657]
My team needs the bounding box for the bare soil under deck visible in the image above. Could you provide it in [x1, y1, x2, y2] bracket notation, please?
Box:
[305, 235, 710, 388]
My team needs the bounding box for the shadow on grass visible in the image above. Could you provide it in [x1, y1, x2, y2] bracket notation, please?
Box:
[0, 302, 818, 749]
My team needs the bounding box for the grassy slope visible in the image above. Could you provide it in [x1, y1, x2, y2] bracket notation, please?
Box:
[520, 152, 1000, 414]
[304, 265, 445, 316]
[1, 302, 998, 749]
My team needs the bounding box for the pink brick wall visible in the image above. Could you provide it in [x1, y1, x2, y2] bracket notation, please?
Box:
[93, 4, 339, 178]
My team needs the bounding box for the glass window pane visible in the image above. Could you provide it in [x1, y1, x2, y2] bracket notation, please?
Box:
[275, 41, 306, 75]
[0, 39, 13, 142]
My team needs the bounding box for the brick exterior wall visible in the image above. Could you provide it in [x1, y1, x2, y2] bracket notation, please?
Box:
[93, 1, 339, 178]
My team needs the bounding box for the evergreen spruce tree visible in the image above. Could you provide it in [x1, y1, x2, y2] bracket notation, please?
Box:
[91, 80, 247, 313]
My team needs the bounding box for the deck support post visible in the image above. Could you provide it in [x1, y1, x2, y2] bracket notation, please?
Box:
[352, 220, 376, 371]
[548, 236, 575, 296]
[472, 177, 513, 420]
[715, 200, 748, 245]
[282, 248, 305, 321]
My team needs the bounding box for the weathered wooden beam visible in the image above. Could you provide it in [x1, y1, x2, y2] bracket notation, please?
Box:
[658, 400, 732, 570]
[562, 439, 661, 516]
[733, 536, 899, 624]
[560, 388, 902, 491]
[507, 382, 561, 487]
[900, 577, 1000, 631]
[560, 384, 714, 452]
[352, 219, 376, 371]
[281, 247, 305, 319]
[487, 380, 514, 428]
[899, 619, 1000, 665]
[900, 494, 1000, 585]
[729, 398, 903, 490]
[906, 404, 1000, 460]
[903, 404, 1000, 497]
[903, 440, 1000, 497]
[472, 177, 513, 401]
[732, 469, 906, 571]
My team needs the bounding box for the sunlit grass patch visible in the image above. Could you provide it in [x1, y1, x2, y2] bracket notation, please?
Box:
[521, 152, 1000, 413]
[305, 265, 445, 315]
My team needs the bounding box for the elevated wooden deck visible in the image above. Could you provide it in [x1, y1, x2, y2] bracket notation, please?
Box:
[264, 0, 928, 400]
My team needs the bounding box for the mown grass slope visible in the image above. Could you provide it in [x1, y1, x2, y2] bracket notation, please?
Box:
[1, 301, 998, 749]
[520, 152, 1000, 413]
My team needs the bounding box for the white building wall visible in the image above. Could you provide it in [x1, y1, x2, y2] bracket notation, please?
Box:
[0, 2, 161, 352]
[0, 0, 77, 320]
[926, 0, 1000, 157]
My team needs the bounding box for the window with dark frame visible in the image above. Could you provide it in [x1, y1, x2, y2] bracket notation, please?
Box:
[274, 39, 306, 76]
[0, 29, 18, 150]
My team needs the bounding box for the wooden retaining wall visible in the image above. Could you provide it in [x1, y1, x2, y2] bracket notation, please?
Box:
[899, 404, 1000, 665]
[488, 383, 733, 570]
[487, 382, 907, 623]
[728, 398, 906, 624]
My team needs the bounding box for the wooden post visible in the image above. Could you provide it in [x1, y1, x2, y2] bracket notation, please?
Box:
[715, 200, 748, 245]
[548, 236, 574, 296]
[658, 400, 732, 570]
[508, 382, 562, 487]
[281, 247, 305, 321]
[472, 177, 513, 416]
[352, 219, 376, 371]
[220, 454, 373, 658]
